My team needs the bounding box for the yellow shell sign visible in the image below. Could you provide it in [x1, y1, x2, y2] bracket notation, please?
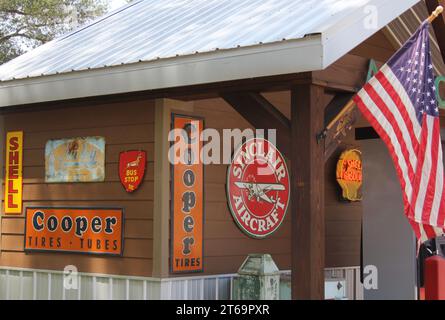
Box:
[336, 149, 362, 201]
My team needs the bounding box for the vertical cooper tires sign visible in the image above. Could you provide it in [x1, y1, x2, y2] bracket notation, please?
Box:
[171, 114, 204, 273]
[227, 138, 290, 239]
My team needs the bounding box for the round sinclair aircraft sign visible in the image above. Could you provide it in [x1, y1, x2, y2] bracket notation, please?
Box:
[226, 138, 290, 239]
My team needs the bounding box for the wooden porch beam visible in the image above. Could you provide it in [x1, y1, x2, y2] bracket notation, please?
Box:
[291, 84, 325, 300]
[221, 92, 291, 158]
[426, 0, 445, 63]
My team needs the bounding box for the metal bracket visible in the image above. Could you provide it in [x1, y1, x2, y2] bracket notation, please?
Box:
[316, 128, 328, 144]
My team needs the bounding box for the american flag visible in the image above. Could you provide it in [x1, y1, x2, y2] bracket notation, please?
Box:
[354, 21, 445, 242]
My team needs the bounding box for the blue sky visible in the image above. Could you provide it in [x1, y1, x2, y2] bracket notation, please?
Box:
[110, 0, 128, 10]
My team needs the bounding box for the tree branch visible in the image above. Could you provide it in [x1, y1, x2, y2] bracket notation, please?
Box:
[1, 9, 28, 16]
[0, 27, 26, 42]
[0, 31, 47, 44]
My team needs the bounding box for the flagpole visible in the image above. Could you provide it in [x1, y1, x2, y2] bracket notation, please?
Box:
[427, 5, 443, 23]
[323, 5, 444, 133]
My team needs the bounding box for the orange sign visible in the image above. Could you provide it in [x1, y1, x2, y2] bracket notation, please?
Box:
[336, 149, 362, 201]
[4, 131, 23, 214]
[171, 115, 203, 273]
[24, 207, 124, 255]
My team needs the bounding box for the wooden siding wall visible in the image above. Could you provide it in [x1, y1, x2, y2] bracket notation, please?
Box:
[170, 98, 289, 275]
[176, 92, 361, 275]
[167, 96, 292, 275]
[0, 93, 361, 278]
[324, 128, 362, 268]
[0, 101, 155, 277]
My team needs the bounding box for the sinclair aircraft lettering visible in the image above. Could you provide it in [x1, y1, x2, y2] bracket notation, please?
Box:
[227, 138, 290, 239]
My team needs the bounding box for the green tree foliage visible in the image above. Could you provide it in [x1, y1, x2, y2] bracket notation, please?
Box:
[0, 0, 109, 64]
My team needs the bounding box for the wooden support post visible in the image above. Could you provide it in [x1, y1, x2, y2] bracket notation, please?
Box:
[152, 99, 194, 279]
[152, 99, 171, 278]
[291, 84, 325, 300]
[152, 99, 194, 280]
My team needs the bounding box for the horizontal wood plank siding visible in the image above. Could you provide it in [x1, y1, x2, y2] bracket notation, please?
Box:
[175, 93, 361, 275]
[167, 97, 293, 275]
[0, 101, 155, 277]
[1, 90, 362, 278]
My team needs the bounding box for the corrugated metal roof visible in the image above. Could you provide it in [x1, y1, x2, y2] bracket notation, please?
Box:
[0, 0, 377, 82]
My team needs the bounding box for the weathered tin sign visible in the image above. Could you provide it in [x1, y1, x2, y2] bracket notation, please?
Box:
[45, 136, 105, 183]
[24, 207, 124, 255]
[119, 150, 147, 192]
[4, 131, 23, 214]
[171, 114, 204, 273]
[226, 138, 290, 239]
[336, 149, 363, 201]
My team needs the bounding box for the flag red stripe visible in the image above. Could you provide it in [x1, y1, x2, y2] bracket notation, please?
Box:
[409, 219, 421, 240]
[409, 116, 429, 222]
[354, 94, 411, 213]
[420, 117, 440, 224]
[375, 72, 420, 151]
[424, 224, 437, 240]
[364, 83, 416, 182]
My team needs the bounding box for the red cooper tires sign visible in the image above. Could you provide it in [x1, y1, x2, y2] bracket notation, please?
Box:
[226, 138, 290, 239]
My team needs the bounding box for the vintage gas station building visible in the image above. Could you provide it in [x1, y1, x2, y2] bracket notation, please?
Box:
[0, 0, 445, 300]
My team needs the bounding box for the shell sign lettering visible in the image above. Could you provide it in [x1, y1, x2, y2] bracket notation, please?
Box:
[336, 149, 363, 201]
[4, 131, 23, 215]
